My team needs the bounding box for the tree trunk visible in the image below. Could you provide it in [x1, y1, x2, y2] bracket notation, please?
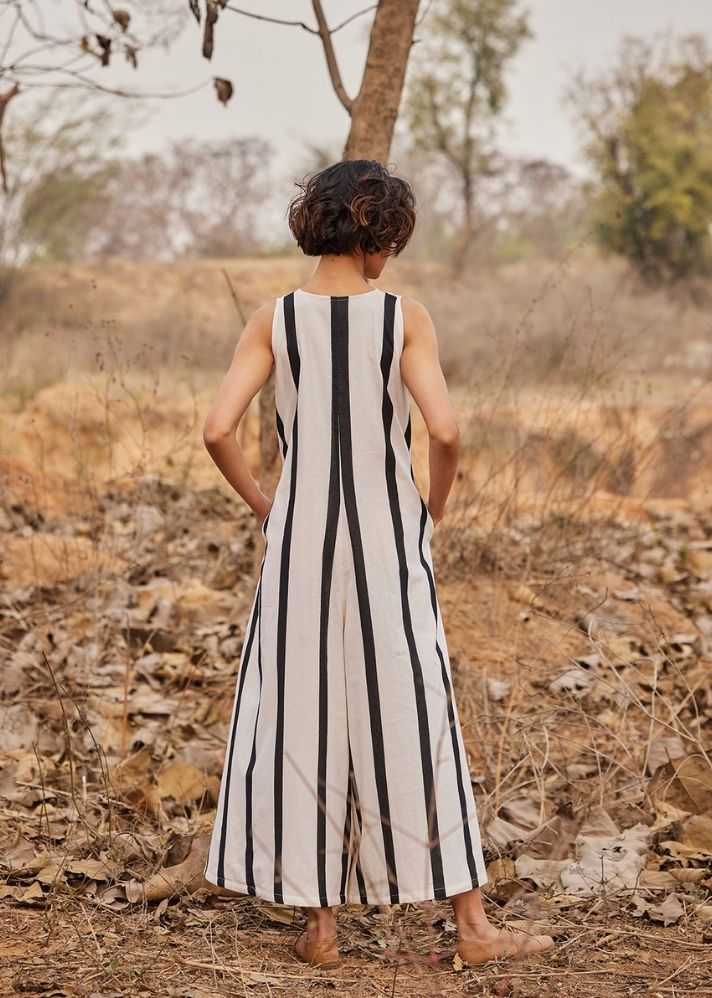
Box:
[450, 169, 476, 278]
[342, 0, 421, 163]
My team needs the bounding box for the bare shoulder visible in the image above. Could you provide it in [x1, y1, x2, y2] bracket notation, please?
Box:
[240, 297, 277, 345]
[401, 294, 432, 323]
[253, 297, 278, 327]
[400, 294, 436, 347]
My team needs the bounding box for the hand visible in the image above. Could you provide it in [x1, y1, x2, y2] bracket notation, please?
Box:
[428, 506, 443, 527]
[256, 496, 272, 529]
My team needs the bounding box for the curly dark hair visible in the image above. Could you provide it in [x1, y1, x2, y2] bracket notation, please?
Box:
[287, 159, 416, 257]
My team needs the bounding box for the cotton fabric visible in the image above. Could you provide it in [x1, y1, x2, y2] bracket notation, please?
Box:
[203, 288, 489, 906]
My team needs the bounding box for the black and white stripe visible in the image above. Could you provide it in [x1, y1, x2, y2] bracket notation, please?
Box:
[273, 291, 301, 903]
[244, 581, 264, 894]
[380, 293, 446, 897]
[333, 295, 400, 903]
[405, 413, 481, 887]
[315, 301, 343, 903]
[276, 408, 288, 459]
[214, 578, 262, 888]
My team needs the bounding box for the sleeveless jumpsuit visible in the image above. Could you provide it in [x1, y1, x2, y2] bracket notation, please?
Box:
[203, 288, 489, 907]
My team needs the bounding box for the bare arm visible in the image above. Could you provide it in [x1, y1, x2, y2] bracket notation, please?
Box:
[202, 299, 276, 526]
[399, 296, 460, 526]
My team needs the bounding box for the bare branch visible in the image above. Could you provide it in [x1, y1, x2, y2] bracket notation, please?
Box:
[4, 63, 209, 101]
[0, 2, 214, 191]
[222, 2, 376, 36]
[5, 0, 147, 73]
[311, 0, 353, 113]
[0, 82, 19, 193]
[414, 0, 435, 29]
[330, 5, 377, 34]
[221, 0, 377, 116]
[425, 81, 464, 174]
[0, 4, 22, 69]
[222, 3, 318, 33]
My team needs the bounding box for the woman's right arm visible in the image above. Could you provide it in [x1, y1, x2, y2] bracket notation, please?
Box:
[202, 299, 276, 525]
[399, 296, 460, 526]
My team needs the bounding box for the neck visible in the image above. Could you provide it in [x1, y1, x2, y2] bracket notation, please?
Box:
[305, 253, 371, 293]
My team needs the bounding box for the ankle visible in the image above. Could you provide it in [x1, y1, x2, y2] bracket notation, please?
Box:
[305, 916, 337, 940]
[456, 917, 496, 939]
[306, 928, 338, 942]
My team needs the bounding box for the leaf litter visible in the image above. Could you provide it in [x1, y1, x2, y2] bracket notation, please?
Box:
[0, 473, 711, 996]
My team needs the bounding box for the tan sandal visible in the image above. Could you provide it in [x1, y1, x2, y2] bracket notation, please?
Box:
[292, 929, 340, 969]
[456, 925, 555, 966]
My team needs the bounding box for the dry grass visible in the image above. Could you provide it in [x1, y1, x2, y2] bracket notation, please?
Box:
[1, 248, 711, 393]
[1, 252, 711, 996]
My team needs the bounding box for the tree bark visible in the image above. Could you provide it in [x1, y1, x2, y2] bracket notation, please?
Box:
[0, 84, 20, 195]
[450, 169, 476, 278]
[342, 0, 421, 163]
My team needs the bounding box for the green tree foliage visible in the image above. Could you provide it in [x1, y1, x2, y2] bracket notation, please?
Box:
[568, 34, 712, 285]
[0, 90, 136, 267]
[20, 162, 120, 263]
[401, 0, 532, 275]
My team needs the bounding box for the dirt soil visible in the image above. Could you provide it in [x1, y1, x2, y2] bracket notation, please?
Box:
[1, 898, 711, 997]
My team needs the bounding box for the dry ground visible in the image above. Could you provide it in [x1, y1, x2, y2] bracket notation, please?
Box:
[1, 254, 711, 996]
[1, 898, 711, 997]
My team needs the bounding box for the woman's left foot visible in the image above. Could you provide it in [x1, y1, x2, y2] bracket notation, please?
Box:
[455, 924, 554, 965]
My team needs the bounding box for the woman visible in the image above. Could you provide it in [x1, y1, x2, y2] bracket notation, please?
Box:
[201, 159, 554, 968]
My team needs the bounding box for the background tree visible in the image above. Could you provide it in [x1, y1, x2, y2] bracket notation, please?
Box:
[566, 33, 712, 287]
[2, 1, 426, 194]
[82, 136, 274, 260]
[401, 0, 532, 276]
[0, 1, 205, 193]
[0, 91, 136, 268]
[0, 91, 275, 267]
[201, 0, 422, 164]
[485, 158, 585, 262]
[389, 139, 584, 266]
[384, 140, 463, 263]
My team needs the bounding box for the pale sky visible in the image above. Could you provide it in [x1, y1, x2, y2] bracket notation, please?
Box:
[103, 0, 712, 171]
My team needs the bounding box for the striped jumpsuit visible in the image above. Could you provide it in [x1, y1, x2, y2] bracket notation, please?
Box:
[203, 287, 489, 907]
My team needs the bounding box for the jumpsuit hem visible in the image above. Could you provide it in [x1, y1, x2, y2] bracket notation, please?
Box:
[202, 868, 488, 908]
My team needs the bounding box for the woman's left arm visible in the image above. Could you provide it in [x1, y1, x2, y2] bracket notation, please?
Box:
[202, 298, 276, 526]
